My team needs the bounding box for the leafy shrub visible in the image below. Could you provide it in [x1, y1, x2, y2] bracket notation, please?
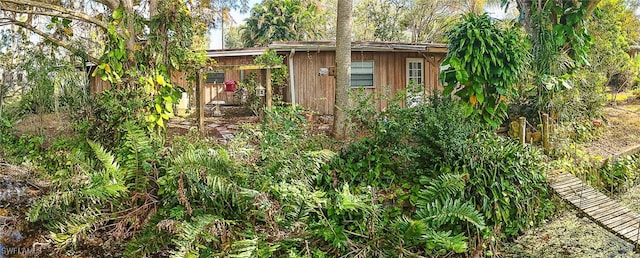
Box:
[338, 94, 477, 188]
[334, 94, 553, 255]
[462, 132, 553, 238]
[597, 155, 638, 194]
[344, 87, 387, 133]
[549, 69, 607, 122]
[84, 88, 148, 148]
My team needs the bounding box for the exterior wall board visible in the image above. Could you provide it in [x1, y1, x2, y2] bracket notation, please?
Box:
[88, 48, 446, 115]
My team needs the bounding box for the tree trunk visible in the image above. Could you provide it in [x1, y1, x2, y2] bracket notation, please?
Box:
[332, 0, 352, 140]
[149, 0, 159, 17]
[515, 0, 534, 36]
[122, 0, 137, 80]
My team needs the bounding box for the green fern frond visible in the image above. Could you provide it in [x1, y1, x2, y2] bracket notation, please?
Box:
[82, 141, 128, 200]
[225, 238, 258, 258]
[120, 122, 156, 192]
[159, 147, 255, 217]
[170, 215, 234, 258]
[423, 229, 468, 254]
[418, 172, 467, 205]
[88, 140, 122, 181]
[417, 199, 486, 230]
[50, 207, 103, 250]
[391, 216, 428, 243]
[27, 189, 83, 222]
[171, 147, 234, 178]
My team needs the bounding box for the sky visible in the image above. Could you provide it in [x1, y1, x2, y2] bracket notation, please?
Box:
[209, 0, 259, 49]
[205, 1, 537, 50]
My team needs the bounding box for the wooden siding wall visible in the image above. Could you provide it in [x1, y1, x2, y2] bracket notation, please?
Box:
[153, 56, 263, 105]
[89, 67, 111, 93]
[89, 51, 446, 114]
[286, 51, 446, 115]
[90, 70, 187, 95]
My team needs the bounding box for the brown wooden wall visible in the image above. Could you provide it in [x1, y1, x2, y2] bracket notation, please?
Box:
[285, 51, 446, 115]
[89, 67, 111, 93]
[87, 51, 447, 113]
[90, 70, 188, 96]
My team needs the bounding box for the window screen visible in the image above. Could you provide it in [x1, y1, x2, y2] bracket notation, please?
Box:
[206, 71, 225, 84]
[350, 61, 374, 87]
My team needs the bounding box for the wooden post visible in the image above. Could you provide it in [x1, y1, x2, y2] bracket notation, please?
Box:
[266, 68, 272, 109]
[519, 116, 526, 145]
[542, 113, 550, 155]
[197, 69, 205, 133]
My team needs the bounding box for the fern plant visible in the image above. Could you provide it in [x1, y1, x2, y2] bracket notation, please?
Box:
[157, 147, 258, 218]
[27, 122, 164, 250]
[119, 122, 156, 193]
[28, 140, 128, 248]
[169, 215, 239, 258]
[406, 166, 486, 255]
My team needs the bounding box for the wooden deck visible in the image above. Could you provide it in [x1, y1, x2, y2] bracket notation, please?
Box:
[549, 172, 640, 248]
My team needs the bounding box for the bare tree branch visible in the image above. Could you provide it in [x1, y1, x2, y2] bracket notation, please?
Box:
[0, 4, 110, 31]
[5, 18, 100, 63]
[0, 0, 111, 31]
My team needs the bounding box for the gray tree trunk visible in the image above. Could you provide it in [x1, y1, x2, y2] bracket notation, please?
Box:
[149, 0, 159, 17]
[332, 0, 352, 140]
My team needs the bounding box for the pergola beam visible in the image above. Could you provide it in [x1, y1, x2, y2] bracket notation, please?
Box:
[206, 64, 282, 71]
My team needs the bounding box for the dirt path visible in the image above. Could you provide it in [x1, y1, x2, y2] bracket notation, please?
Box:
[583, 104, 640, 158]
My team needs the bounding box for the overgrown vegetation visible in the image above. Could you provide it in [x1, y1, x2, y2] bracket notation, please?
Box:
[0, 85, 555, 257]
[3, 0, 640, 257]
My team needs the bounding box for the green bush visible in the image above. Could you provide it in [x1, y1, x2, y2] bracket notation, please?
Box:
[549, 69, 607, 122]
[463, 132, 553, 238]
[597, 155, 638, 193]
[338, 94, 477, 189]
[441, 13, 527, 127]
[84, 88, 148, 148]
[333, 94, 553, 255]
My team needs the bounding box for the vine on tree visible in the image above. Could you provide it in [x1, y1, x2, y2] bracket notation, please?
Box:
[440, 13, 527, 128]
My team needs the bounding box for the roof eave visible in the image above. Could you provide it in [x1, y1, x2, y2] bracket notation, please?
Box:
[206, 48, 268, 57]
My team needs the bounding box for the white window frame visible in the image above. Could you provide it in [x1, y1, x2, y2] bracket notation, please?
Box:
[406, 58, 424, 86]
[350, 61, 375, 88]
[406, 58, 425, 107]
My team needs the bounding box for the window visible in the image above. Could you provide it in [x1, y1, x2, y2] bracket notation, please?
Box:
[406, 58, 425, 107]
[206, 71, 225, 84]
[407, 59, 424, 86]
[350, 61, 374, 88]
